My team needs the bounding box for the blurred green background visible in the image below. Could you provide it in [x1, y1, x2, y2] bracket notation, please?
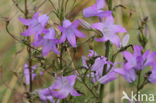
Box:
[0, 0, 156, 103]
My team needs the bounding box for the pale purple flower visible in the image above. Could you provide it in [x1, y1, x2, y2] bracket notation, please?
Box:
[33, 28, 60, 56]
[148, 64, 156, 83]
[91, 16, 127, 47]
[51, 75, 80, 99]
[114, 65, 136, 83]
[19, 12, 48, 41]
[82, 50, 118, 83]
[24, 64, 43, 85]
[59, 19, 86, 47]
[91, 57, 117, 83]
[83, 0, 112, 18]
[123, 45, 156, 70]
[37, 75, 80, 102]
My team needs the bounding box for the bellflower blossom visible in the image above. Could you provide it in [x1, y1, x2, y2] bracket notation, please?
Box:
[19, 12, 48, 41]
[59, 19, 86, 47]
[91, 16, 127, 47]
[82, 50, 118, 83]
[24, 64, 43, 85]
[33, 28, 60, 56]
[122, 45, 156, 71]
[37, 75, 80, 102]
[83, 0, 112, 18]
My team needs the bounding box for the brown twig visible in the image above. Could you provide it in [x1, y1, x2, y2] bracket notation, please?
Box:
[12, 0, 25, 14]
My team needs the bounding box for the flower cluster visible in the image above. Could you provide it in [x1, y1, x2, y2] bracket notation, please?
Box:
[18, 0, 156, 102]
[19, 12, 86, 56]
[115, 45, 156, 83]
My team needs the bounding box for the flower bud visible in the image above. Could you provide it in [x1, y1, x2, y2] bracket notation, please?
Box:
[79, 19, 92, 30]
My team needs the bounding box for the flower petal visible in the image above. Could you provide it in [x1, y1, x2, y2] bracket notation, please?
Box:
[83, 5, 98, 17]
[113, 25, 127, 33]
[38, 14, 49, 27]
[67, 33, 76, 47]
[19, 17, 32, 25]
[70, 88, 81, 96]
[109, 34, 120, 47]
[59, 33, 66, 43]
[96, 0, 105, 9]
[91, 23, 104, 33]
[75, 30, 86, 38]
[96, 11, 112, 18]
[52, 45, 60, 55]
[63, 20, 72, 28]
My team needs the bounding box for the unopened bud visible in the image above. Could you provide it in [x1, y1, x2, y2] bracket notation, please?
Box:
[79, 19, 92, 30]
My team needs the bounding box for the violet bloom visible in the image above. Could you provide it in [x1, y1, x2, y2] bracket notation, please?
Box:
[33, 28, 60, 56]
[83, 0, 112, 18]
[114, 65, 136, 83]
[91, 16, 127, 47]
[148, 64, 156, 83]
[37, 75, 80, 102]
[82, 50, 117, 83]
[91, 57, 117, 83]
[51, 75, 80, 99]
[24, 64, 42, 85]
[59, 20, 86, 47]
[123, 45, 156, 71]
[19, 12, 48, 41]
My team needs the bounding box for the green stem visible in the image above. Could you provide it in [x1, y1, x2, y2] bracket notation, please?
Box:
[99, 41, 110, 103]
[99, 0, 112, 102]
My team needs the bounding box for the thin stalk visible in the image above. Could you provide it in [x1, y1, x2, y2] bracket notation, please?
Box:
[99, 41, 111, 103]
[24, 0, 33, 102]
[136, 71, 141, 102]
[99, 1, 113, 102]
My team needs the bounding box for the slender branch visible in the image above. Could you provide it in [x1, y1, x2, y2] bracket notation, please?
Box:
[12, 0, 25, 14]
[48, 0, 57, 11]
[35, 0, 47, 11]
[99, 41, 111, 103]
[24, 0, 33, 102]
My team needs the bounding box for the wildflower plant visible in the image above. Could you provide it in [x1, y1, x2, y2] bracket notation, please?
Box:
[3, 0, 156, 103]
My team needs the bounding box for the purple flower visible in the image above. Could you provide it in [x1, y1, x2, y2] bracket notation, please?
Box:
[19, 12, 48, 41]
[123, 45, 156, 70]
[148, 64, 156, 83]
[114, 65, 136, 83]
[33, 28, 60, 56]
[24, 64, 43, 85]
[91, 16, 127, 47]
[91, 57, 117, 83]
[37, 75, 80, 101]
[83, 0, 112, 18]
[59, 20, 86, 47]
[51, 75, 80, 99]
[82, 50, 118, 83]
